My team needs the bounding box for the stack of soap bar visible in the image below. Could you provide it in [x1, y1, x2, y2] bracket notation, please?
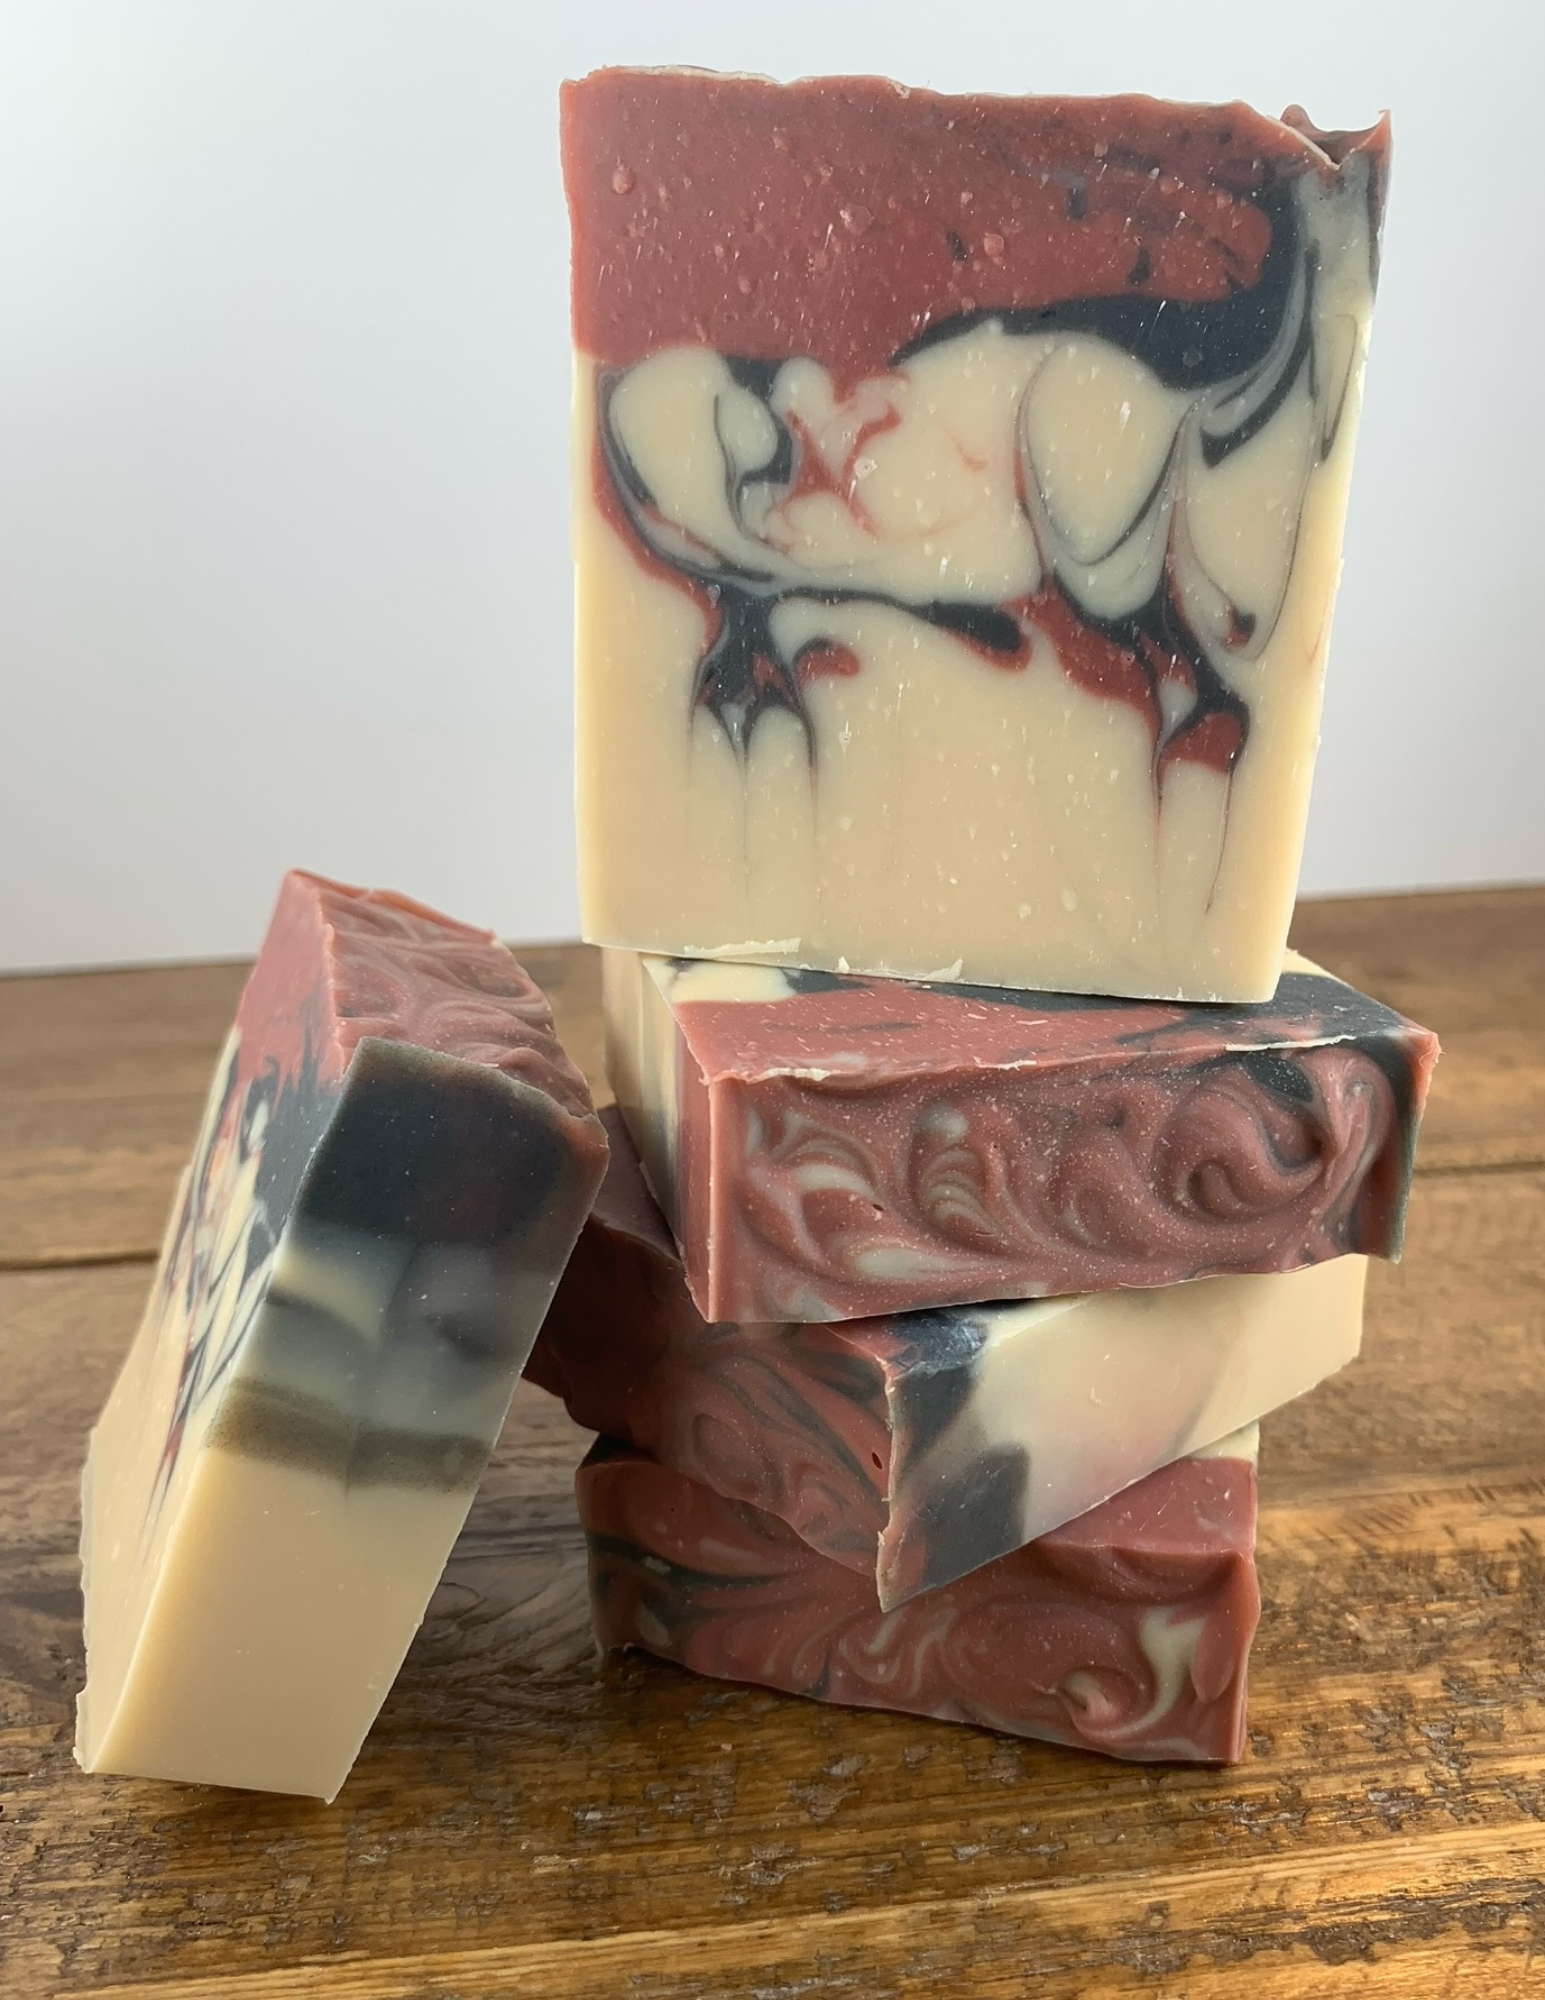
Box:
[76, 871, 607, 1799]
[579, 1427, 1262, 1763]
[564, 70, 1390, 1002]
[529, 1112, 1365, 1606]
[605, 948, 1438, 1322]
[562, 68, 1427, 1766]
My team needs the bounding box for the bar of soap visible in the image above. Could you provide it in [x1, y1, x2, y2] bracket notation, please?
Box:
[581, 1427, 1261, 1763]
[528, 1111, 1363, 1607]
[76, 871, 608, 1799]
[564, 70, 1390, 1002]
[605, 946, 1437, 1324]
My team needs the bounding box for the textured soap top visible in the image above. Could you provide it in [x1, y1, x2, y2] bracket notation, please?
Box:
[653, 949, 1435, 1088]
[563, 72, 1389, 380]
[238, 871, 599, 1128]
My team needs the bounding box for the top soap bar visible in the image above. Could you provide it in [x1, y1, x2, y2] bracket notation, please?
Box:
[565, 71, 1389, 1000]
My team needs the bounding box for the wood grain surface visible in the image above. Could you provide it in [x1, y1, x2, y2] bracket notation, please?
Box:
[1, 889, 1542, 1998]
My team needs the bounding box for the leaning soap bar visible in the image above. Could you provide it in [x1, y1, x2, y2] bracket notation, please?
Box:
[565, 70, 1389, 1001]
[528, 1111, 1363, 1607]
[76, 871, 608, 1799]
[606, 946, 1437, 1323]
[581, 1428, 1261, 1763]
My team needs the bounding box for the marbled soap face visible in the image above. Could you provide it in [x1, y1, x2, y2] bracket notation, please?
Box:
[604, 946, 1437, 1325]
[566, 73, 1390, 1000]
[580, 1431, 1262, 1764]
[77, 872, 607, 1800]
[529, 1111, 1366, 1609]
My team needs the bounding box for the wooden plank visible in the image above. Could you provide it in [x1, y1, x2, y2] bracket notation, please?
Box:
[0, 960, 248, 1271]
[3, 1165, 1542, 1997]
[37, 1828, 1545, 1999]
[1289, 883, 1545, 1175]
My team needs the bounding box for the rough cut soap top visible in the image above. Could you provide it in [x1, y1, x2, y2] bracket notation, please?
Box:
[565, 73, 1387, 382]
[566, 70, 1391, 1002]
[298, 873, 600, 1123]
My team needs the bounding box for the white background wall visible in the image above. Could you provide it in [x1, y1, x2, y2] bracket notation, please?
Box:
[3, 0, 1542, 971]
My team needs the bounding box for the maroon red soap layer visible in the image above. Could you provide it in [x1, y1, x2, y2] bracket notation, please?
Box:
[564, 72, 1387, 387]
[609, 954, 1439, 1323]
[254, 871, 599, 1125]
[580, 1440, 1260, 1763]
[527, 1111, 1361, 1609]
[527, 1108, 898, 1574]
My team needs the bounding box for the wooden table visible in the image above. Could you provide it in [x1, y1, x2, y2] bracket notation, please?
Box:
[3, 887, 1543, 1999]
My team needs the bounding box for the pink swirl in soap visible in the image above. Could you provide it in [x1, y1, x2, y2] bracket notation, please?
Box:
[316, 877, 598, 1128]
[580, 1444, 1259, 1764]
[529, 1121, 893, 1574]
[730, 1038, 1409, 1318]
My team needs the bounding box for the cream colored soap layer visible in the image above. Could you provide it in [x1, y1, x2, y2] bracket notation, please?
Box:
[578, 375, 1360, 1001]
[76, 1169, 207, 1770]
[970, 1254, 1364, 1564]
[574, 169, 1376, 1001]
[74, 1201, 492, 1802]
[79, 1440, 469, 1800]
